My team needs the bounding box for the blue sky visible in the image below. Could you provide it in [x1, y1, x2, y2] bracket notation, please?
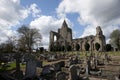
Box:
[0, 0, 120, 49]
[20, 0, 84, 38]
[21, 0, 86, 39]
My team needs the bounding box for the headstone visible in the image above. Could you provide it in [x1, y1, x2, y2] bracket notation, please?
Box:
[54, 61, 65, 71]
[61, 67, 69, 73]
[56, 71, 67, 80]
[41, 65, 53, 75]
[25, 60, 36, 77]
[65, 61, 71, 68]
[14, 53, 23, 80]
[86, 64, 89, 76]
[36, 60, 42, 67]
[69, 65, 79, 80]
[54, 63, 61, 71]
[87, 57, 91, 74]
[69, 57, 73, 65]
[59, 61, 65, 67]
[73, 56, 78, 64]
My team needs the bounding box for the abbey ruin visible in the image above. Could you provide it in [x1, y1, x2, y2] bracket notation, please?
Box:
[49, 20, 106, 51]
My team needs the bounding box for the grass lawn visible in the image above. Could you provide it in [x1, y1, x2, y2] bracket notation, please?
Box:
[0, 61, 26, 71]
[106, 51, 120, 56]
[50, 51, 120, 59]
[0, 51, 119, 71]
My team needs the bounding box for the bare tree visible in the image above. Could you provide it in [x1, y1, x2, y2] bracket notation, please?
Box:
[17, 25, 42, 53]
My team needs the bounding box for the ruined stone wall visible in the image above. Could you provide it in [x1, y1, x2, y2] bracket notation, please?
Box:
[49, 21, 106, 52]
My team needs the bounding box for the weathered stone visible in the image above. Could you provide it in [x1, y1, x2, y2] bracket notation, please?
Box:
[54, 63, 61, 71]
[41, 65, 54, 75]
[36, 60, 42, 67]
[58, 61, 65, 67]
[69, 65, 79, 80]
[56, 71, 68, 80]
[61, 67, 69, 73]
[25, 60, 36, 77]
[49, 20, 106, 52]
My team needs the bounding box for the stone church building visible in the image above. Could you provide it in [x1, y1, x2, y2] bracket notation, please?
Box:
[49, 20, 106, 51]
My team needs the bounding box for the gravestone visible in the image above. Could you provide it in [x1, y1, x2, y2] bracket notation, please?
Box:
[54, 61, 65, 71]
[54, 63, 61, 71]
[65, 61, 71, 68]
[25, 60, 37, 78]
[41, 65, 53, 75]
[86, 64, 89, 76]
[69, 65, 79, 80]
[40, 65, 55, 80]
[56, 71, 67, 80]
[36, 60, 42, 67]
[61, 67, 69, 73]
[87, 57, 91, 75]
[59, 61, 65, 67]
[14, 53, 23, 80]
[73, 56, 78, 64]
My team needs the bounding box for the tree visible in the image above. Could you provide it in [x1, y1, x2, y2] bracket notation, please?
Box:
[18, 36, 26, 52]
[0, 36, 17, 53]
[39, 47, 44, 53]
[17, 25, 42, 53]
[95, 43, 100, 51]
[106, 44, 112, 51]
[84, 42, 90, 51]
[110, 29, 120, 50]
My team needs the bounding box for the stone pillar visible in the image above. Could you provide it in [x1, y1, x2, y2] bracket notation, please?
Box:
[49, 31, 54, 51]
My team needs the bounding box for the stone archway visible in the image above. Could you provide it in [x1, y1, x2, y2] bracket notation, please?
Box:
[76, 44, 80, 51]
[61, 45, 65, 51]
[84, 42, 90, 51]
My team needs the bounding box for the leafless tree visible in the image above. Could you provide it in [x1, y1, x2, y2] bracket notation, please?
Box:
[17, 25, 42, 53]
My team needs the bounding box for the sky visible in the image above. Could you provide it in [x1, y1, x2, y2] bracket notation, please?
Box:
[0, 0, 120, 49]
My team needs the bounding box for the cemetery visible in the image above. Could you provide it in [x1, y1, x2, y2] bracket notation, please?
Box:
[0, 51, 120, 80]
[0, 21, 120, 80]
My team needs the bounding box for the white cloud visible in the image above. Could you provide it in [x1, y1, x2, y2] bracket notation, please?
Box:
[0, 0, 72, 49]
[0, 0, 41, 43]
[57, 0, 120, 42]
[30, 16, 72, 49]
[0, 0, 30, 27]
[0, 0, 30, 42]
[29, 3, 41, 17]
[2, 0, 120, 49]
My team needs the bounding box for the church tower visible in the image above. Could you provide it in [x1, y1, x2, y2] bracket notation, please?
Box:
[95, 26, 106, 51]
[59, 20, 72, 43]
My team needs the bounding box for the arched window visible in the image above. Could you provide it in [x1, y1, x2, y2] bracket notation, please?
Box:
[54, 35, 57, 42]
[76, 44, 80, 51]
